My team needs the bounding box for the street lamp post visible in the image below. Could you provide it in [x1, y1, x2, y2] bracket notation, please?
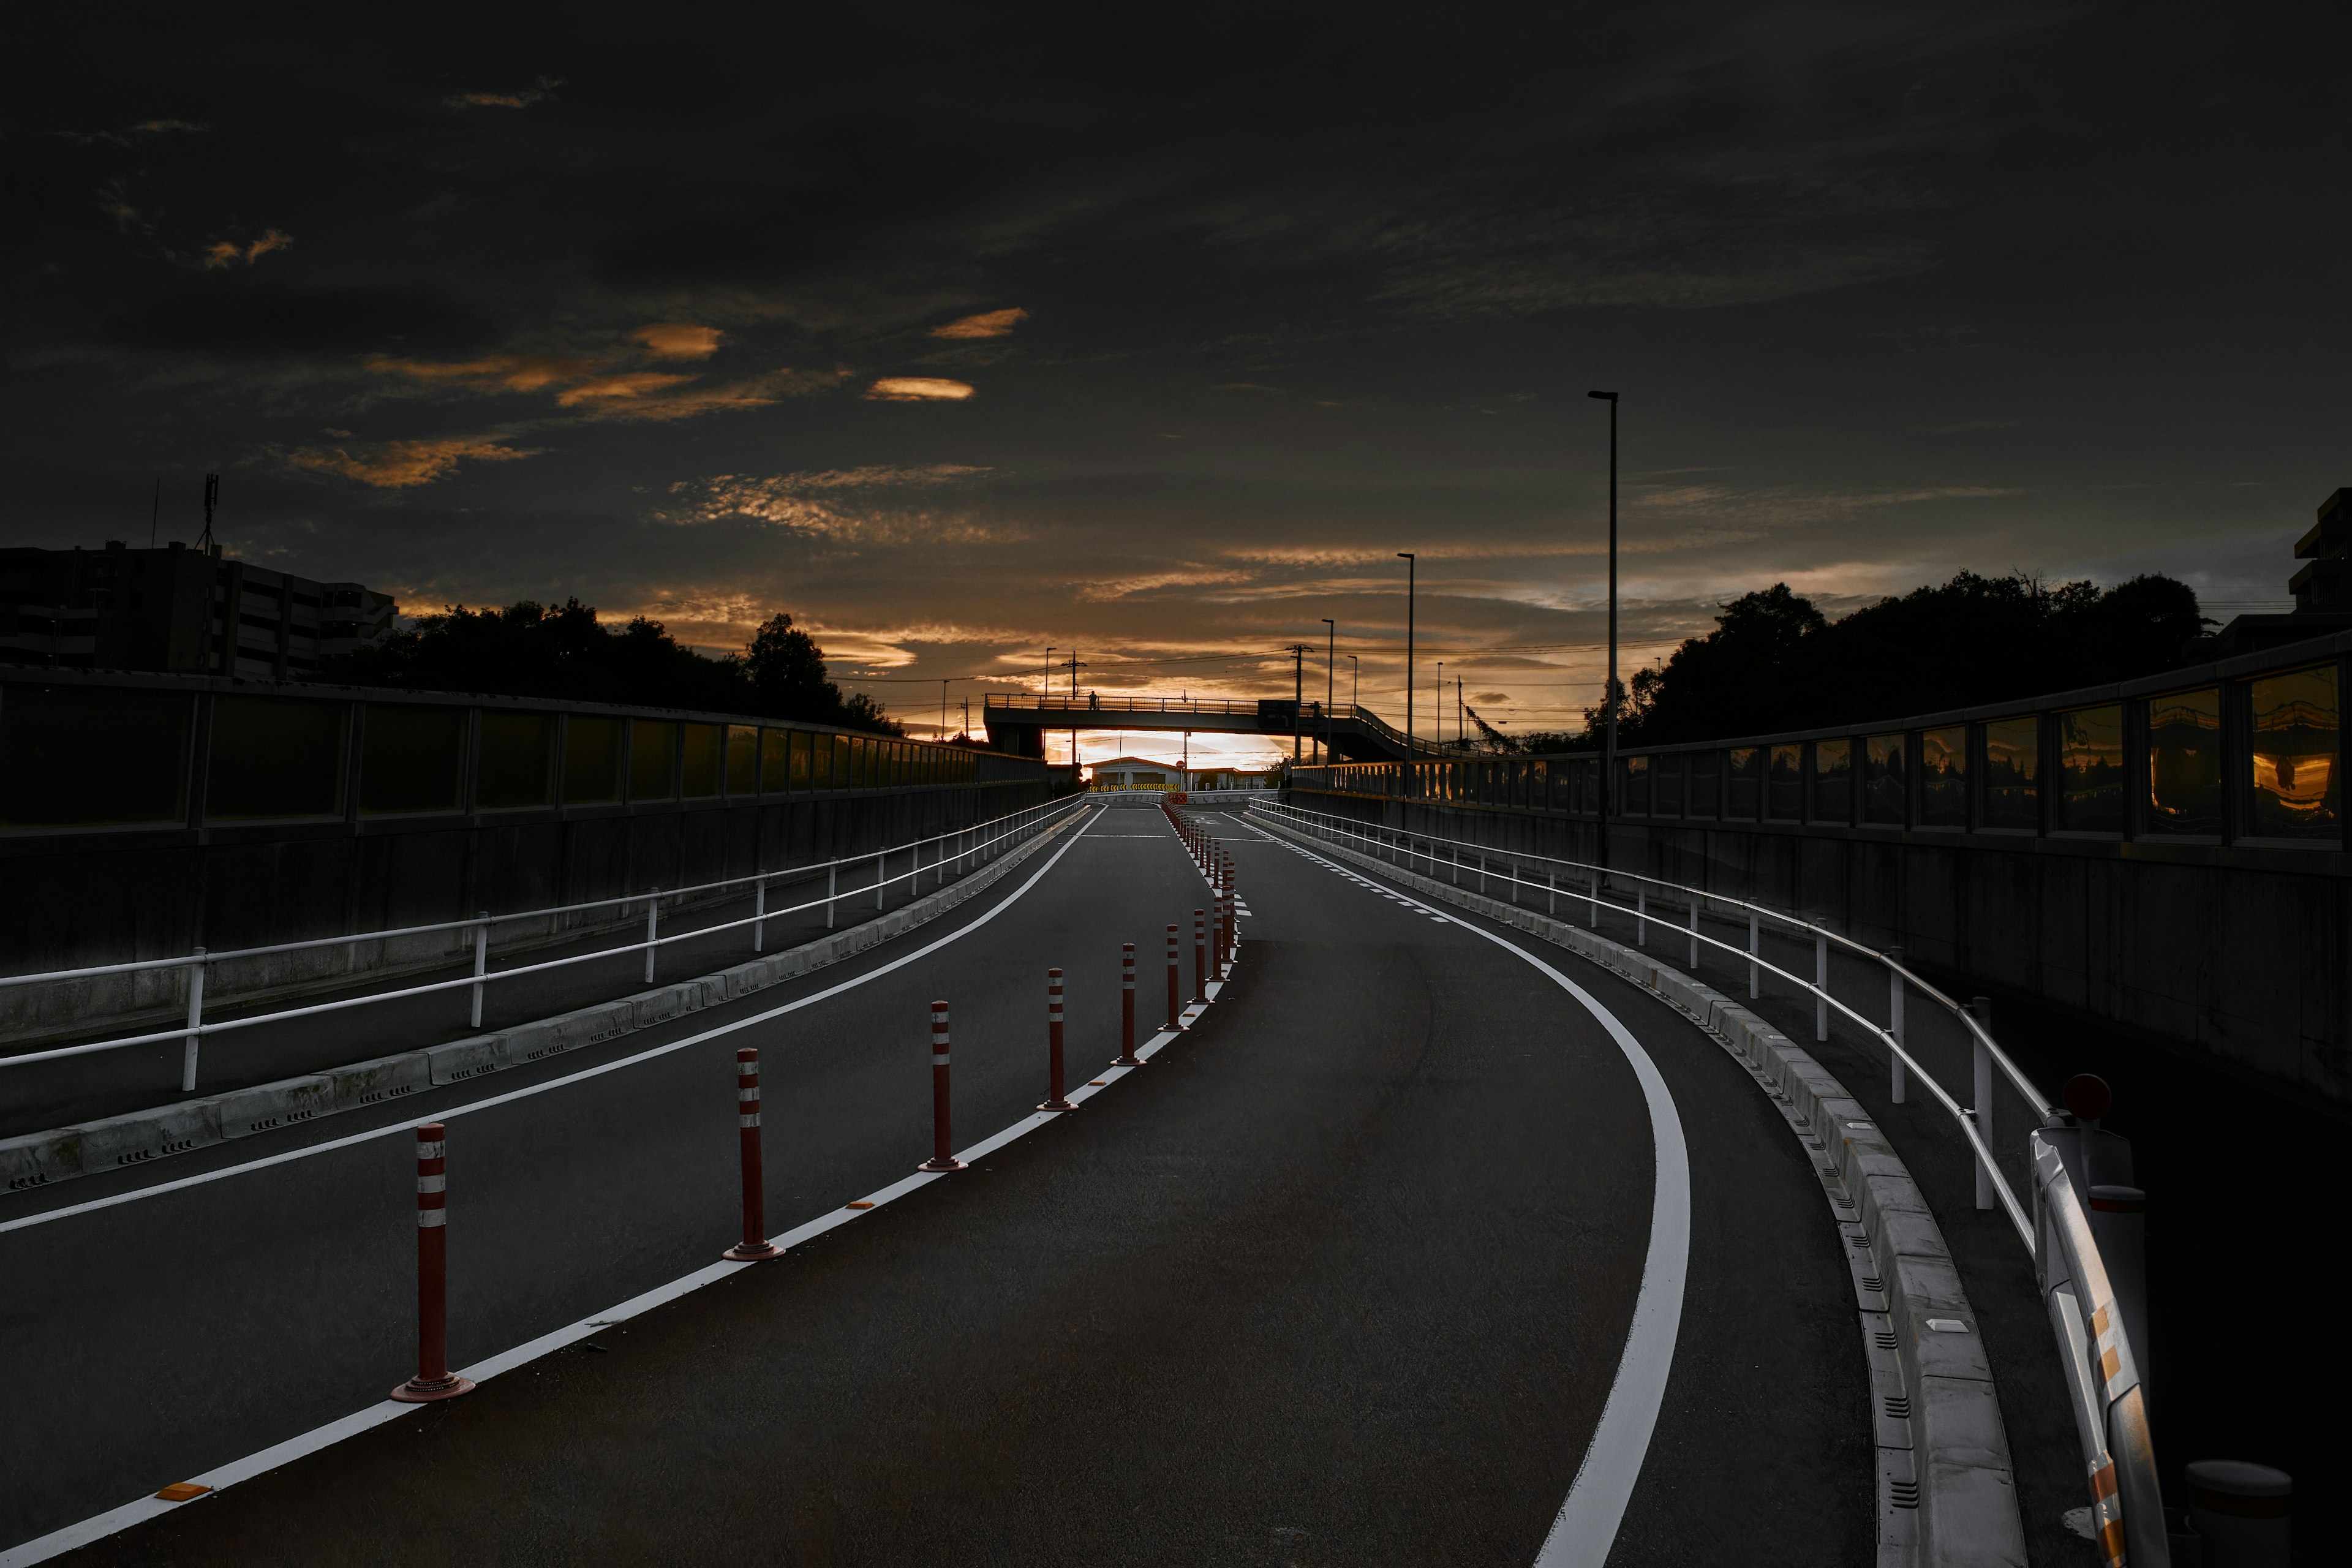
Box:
[1320, 617, 1334, 763]
[1397, 553, 1415, 760]
[1436, 662, 1442, 752]
[1347, 654, 1359, 710]
[1588, 390, 1619, 869]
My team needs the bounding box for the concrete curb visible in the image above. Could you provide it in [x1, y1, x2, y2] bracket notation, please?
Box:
[1251, 813, 2028, 1568]
[0, 807, 1091, 1196]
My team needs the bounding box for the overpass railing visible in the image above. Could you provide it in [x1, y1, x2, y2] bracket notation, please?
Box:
[0, 793, 1091, 1089]
[1246, 796, 2167, 1566]
[987, 693, 1264, 718]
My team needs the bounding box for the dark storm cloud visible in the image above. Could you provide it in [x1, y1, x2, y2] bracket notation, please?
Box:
[5, 2, 2348, 746]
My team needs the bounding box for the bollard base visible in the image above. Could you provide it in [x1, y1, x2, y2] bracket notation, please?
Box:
[723, 1240, 782, 1262]
[1037, 1096, 1076, 1112]
[919, 1155, 968, 1172]
[390, 1373, 475, 1404]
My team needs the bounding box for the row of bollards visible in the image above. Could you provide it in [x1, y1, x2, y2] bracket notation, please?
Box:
[391, 876, 1243, 1404]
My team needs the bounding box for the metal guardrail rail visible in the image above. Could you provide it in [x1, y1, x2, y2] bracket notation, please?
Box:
[1246, 797, 2167, 1566]
[0, 794, 1090, 1089]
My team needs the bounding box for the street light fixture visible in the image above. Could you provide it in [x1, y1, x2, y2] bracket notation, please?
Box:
[1320, 617, 1335, 764]
[1588, 390, 1618, 868]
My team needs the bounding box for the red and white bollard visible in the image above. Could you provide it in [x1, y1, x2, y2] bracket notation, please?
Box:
[1118, 942, 1140, 1065]
[1039, 968, 1074, 1112]
[1193, 908, 1208, 1001]
[921, 1001, 967, 1172]
[1166, 924, 1182, 1030]
[724, 1049, 781, 1261]
[391, 1122, 474, 1403]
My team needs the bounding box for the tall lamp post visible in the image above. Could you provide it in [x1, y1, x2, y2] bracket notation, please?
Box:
[1347, 654, 1359, 709]
[1320, 618, 1335, 763]
[1588, 390, 1619, 869]
[1398, 553, 1415, 760]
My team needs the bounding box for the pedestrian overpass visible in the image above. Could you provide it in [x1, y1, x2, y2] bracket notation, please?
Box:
[982, 693, 1417, 761]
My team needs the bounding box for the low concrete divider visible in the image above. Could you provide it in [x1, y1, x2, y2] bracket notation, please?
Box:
[0, 806, 1091, 1196]
[1252, 811, 2027, 1568]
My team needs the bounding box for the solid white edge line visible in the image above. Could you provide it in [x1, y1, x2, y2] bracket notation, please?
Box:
[0, 808, 1243, 1568]
[1256, 821, 1691, 1568]
[2, 804, 1112, 1240]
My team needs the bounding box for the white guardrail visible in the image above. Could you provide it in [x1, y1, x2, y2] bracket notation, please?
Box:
[0, 794, 1090, 1091]
[1245, 798, 2166, 1567]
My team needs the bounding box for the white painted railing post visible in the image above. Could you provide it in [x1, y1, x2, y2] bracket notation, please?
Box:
[753, 874, 767, 954]
[1815, 933, 1829, 1041]
[1547, 869, 1555, 916]
[1636, 887, 1647, 946]
[1747, 911, 1759, 999]
[644, 889, 659, 984]
[1971, 997, 1994, 1210]
[469, 913, 489, 1028]
[1687, 896, 1699, 969]
[826, 863, 837, 929]
[1589, 868, 1600, 926]
[875, 848, 886, 912]
[1887, 946, 1906, 1103]
[180, 947, 206, 1092]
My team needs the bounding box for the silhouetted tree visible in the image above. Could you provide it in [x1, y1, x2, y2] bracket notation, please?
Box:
[315, 599, 904, 734]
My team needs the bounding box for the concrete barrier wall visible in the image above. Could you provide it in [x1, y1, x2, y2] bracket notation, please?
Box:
[1288, 790, 2351, 1110]
[0, 781, 1053, 1046]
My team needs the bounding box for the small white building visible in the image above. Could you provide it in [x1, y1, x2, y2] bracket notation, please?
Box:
[1088, 755, 1180, 790]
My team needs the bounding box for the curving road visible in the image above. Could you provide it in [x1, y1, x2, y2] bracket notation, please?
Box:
[4, 801, 1875, 1566]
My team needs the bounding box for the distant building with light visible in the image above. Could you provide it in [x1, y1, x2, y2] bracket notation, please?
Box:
[1087, 755, 1276, 790]
[0, 541, 396, 679]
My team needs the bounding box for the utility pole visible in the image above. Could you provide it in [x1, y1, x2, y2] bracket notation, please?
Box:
[1286, 643, 1311, 762]
[1321, 618, 1335, 764]
[1436, 662, 1443, 752]
[1063, 649, 1087, 774]
[1398, 553, 1415, 759]
[1589, 390, 1619, 869]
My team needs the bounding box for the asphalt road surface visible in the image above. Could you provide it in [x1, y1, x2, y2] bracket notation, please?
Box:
[5, 800, 1875, 1566]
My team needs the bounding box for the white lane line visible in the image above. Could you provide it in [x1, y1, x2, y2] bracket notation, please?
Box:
[2, 810, 1112, 1240]
[1262, 826, 1691, 1568]
[0, 832, 1249, 1568]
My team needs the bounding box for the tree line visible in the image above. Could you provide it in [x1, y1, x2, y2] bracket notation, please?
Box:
[314, 600, 905, 734]
[1507, 570, 2207, 751]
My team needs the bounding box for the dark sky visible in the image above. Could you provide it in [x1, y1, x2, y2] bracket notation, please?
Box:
[10, 4, 2348, 759]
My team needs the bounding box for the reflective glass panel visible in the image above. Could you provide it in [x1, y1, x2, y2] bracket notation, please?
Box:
[727, 726, 759, 795]
[1812, 739, 1852, 823]
[1727, 747, 1761, 820]
[763, 729, 790, 793]
[0, 685, 192, 829]
[473, 712, 554, 810]
[680, 723, 722, 797]
[1768, 744, 1802, 820]
[2249, 665, 2340, 839]
[630, 722, 677, 802]
[1655, 755, 1684, 816]
[360, 705, 464, 816]
[1918, 727, 1966, 827]
[2056, 706, 2126, 832]
[1624, 754, 1650, 815]
[831, 735, 850, 790]
[208, 695, 348, 820]
[562, 717, 622, 804]
[1864, 734, 1907, 824]
[2145, 689, 2220, 835]
[1982, 718, 2038, 830]
[1687, 750, 1719, 818]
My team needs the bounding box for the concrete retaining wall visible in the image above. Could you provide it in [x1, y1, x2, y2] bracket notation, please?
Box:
[1254, 810, 2029, 1568]
[0, 805, 1090, 1195]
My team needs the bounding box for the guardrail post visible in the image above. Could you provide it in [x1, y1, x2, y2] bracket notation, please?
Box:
[1452, 845, 1460, 885]
[1166, 924, 1182, 1030]
[470, 913, 489, 1029]
[921, 1000, 967, 1171]
[1687, 896, 1699, 969]
[1120, 943, 1139, 1064]
[1546, 868, 1555, 915]
[180, 946, 206, 1092]
[725, 1049, 782, 1261]
[1747, 911, 1759, 999]
[876, 848, 886, 912]
[753, 874, 767, 954]
[1477, 854, 1486, 894]
[1814, 933, 1828, 1041]
[826, 863, 837, 929]
[391, 1122, 473, 1402]
[644, 888, 660, 984]
[1970, 997, 1994, 1210]
[1636, 887, 1648, 946]
[1589, 869, 1600, 927]
[1887, 946, 1906, 1103]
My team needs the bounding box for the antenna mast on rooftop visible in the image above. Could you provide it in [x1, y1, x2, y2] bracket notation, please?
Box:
[198, 473, 221, 554]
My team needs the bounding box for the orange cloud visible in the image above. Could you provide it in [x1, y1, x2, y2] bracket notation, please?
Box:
[445, 78, 562, 110]
[367, 353, 598, 393]
[930, 307, 1027, 339]
[200, 228, 292, 270]
[279, 435, 539, 488]
[633, 323, 723, 360]
[865, 377, 974, 402]
[555, 371, 699, 406]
